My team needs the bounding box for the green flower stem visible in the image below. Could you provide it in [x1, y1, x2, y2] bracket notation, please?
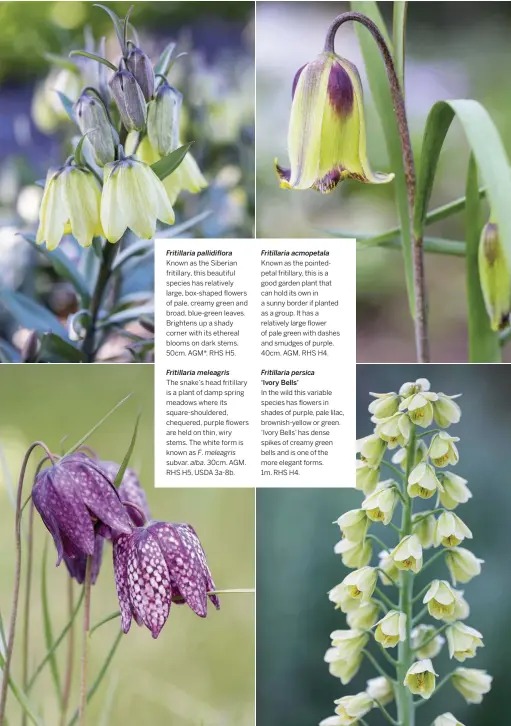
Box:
[395, 423, 416, 726]
[416, 429, 441, 438]
[412, 623, 448, 654]
[412, 509, 443, 526]
[374, 698, 400, 726]
[376, 568, 400, 590]
[412, 605, 428, 626]
[373, 598, 389, 615]
[20, 501, 34, 726]
[78, 557, 93, 726]
[381, 461, 405, 480]
[376, 644, 399, 668]
[420, 548, 445, 573]
[0, 442, 55, 726]
[375, 587, 399, 611]
[389, 523, 401, 536]
[367, 534, 391, 552]
[412, 582, 432, 605]
[362, 649, 395, 683]
[59, 579, 75, 726]
[81, 240, 120, 362]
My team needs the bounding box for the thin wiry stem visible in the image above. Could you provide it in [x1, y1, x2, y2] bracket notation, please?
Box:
[375, 587, 399, 611]
[324, 12, 429, 362]
[412, 623, 448, 654]
[81, 240, 120, 362]
[374, 698, 400, 726]
[362, 649, 395, 684]
[78, 557, 93, 726]
[60, 578, 75, 726]
[20, 501, 35, 726]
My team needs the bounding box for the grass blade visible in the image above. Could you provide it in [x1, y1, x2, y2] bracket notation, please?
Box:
[113, 411, 141, 487]
[41, 544, 62, 705]
[0, 651, 44, 726]
[392, 1, 407, 91]
[465, 155, 501, 362]
[63, 394, 132, 457]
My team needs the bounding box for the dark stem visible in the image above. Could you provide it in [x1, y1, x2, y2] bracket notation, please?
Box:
[78, 557, 93, 726]
[0, 442, 55, 726]
[81, 241, 120, 362]
[324, 12, 429, 362]
[21, 501, 35, 726]
[60, 578, 75, 726]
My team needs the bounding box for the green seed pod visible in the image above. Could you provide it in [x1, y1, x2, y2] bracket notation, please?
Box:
[109, 69, 147, 132]
[126, 46, 155, 101]
[73, 92, 116, 167]
[147, 81, 182, 157]
[478, 221, 511, 331]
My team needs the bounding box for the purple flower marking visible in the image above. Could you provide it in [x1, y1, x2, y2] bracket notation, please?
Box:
[327, 61, 354, 117]
[99, 461, 151, 527]
[63, 536, 104, 585]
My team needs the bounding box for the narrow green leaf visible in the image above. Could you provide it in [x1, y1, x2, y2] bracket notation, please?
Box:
[93, 4, 126, 54]
[154, 41, 177, 78]
[41, 543, 62, 705]
[157, 209, 213, 239]
[465, 155, 501, 362]
[392, 2, 407, 91]
[21, 234, 91, 305]
[63, 394, 132, 457]
[151, 143, 193, 181]
[44, 53, 79, 73]
[113, 411, 141, 487]
[0, 650, 44, 726]
[351, 0, 415, 313]
[112, 239, 153, 271]
[69, 50, 117, 73]
[90, 612, 121, 636]
[55, 91, 75, 123]
[100, 304, 154, 328]
[67, 630, 123, 726]
[0, 288, 68, 337]
[38, 334, 87, 363]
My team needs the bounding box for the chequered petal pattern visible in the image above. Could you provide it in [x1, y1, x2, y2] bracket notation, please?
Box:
[63, 535, 104, 585]
[99, 460, 151, 527]
[175, 524, 220, 610]
[113, 534, 135, 634]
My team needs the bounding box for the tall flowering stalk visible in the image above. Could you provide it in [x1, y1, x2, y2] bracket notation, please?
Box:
[322, 377, 491, 726]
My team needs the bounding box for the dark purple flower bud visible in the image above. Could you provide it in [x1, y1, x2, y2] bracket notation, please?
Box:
[109, 69, 147, 132]
[113, 521, 219, 638]
[63, 535, 104, 584]
[125, 46, 155, 101]
[32, 452, 133, 566]
[99, 461, 150, 527]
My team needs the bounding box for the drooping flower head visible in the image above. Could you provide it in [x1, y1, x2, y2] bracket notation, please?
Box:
[113, 521, 219, 638]
[32, 452, 133, 567]
[63, 536, 104, 585]
[276, 52, 394, 193]
[99, 461, 151, 527]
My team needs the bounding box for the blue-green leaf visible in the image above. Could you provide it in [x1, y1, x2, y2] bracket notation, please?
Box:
[151, 143, 193, 181]
[38, 333, 86, 363]
[0, 289, 68, 337]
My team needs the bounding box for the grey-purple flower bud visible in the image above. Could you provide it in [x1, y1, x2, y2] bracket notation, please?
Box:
[125, 46, 155, 101]
[109, 69, 147, 132]
[147, 81, 182, 157]
[74, 92, 116, 167]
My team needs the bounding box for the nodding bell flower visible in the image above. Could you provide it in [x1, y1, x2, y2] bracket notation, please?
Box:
[391, 534, 423, 573]
[334, 537, 372, 569]
[377, 549, 399, 586]
[392, 440, 427, 471]
[324, 647, 363, 685]
[445, 547, 483, 585]
[404, 659, 437, 700]
[355, 460, 379, 496]
[428, 432, 460, 468]
[334, 693, 374, 723]
[361, 480, 397, 525]
[432, 393, 462, 428]
[366, 676, 394, 706]
[63, 536, 104, 585]
[478, 220, 511, 331]
[101, 155, 175, 242]
[147, 81, 181, 157]
[335, 509, 368, 542]
[113, 521, 219, 639]
[412, 624, 445, 659]
[368, 392, 400, 420]
[438, 472, 472, 510]
[398, 379, 437, 427]
[36, 165, 103, 250]
[276, 52, 394, 193]
[407, 462, 443, 499]
[374, 413, 411, 449]
[356, 434, 386, 468]
[412, 511, 437, 549]
[99, 461, 150, 527]
[125, 46, 155, 101]
[374, 610, 406, 649]
[330, 629, 368, 660]
[74, 91, 116, 167]
[423, 580, 459, 621]
[433, 714, 465, 726]
[346, 600, 380, 630]
[340, 566, 378, 604]
[32, 453, 133, 567]
[446, 621, 483, 662]
[451, 667, 492, 704]
[109, 69, 147, 132]
[433, 511, 472, 549]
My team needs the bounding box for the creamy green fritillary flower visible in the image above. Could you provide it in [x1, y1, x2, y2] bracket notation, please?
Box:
[366, 676, 394, 706]
[411, 624, 445, 659]
[356, 434, 386, 467]
[446, 621, 484, 662]
[423, 580, 458, 621]
[334, 537, 372, 569]
[451, 667, 492, 704]
[374, 413, 411, 449]
[429, 432, 460, 468]
[361, 480, 397, 525]
[330, 629, 368, 659]
[438, 472, 472, 510]
[36, 165, 103, 250]
[398, 379, 438, 426]
[324, 648, 363, 685]
[368, 392, 400, 420]
[346, 600, 381, 630]
[478, 220, 511, 332]
[355, 460, 379, 495]
[432, 393, 462, 428]
[407, 462, 443, 499]
[374, 610, 406, 649]
[433, 512, 473, 548]
[377, 549, 400, 586]
[444, 589, 470, 622]
[412, 511, 437, 549]
[328, 583, 360, 614]
[341, 566, 378, 604]
[335, 509, 368, 542]
[392, 439, 428, 471]
[433, 713, 465, 726]
[404, 659, 437, 699]
[334, 692, 374, 724]
[276, 52, 394, 193]
[391, 534, 423, 573]
[445, 547, 484, 585]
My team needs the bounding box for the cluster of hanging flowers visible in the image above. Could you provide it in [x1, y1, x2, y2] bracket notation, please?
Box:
[321, 378, 491, 726]
[36, 5, 207, 251]
[33, 451, 219, 638]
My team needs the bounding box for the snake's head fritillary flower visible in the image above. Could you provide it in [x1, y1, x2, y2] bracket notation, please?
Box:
[113, 521, 219, 639]
[32, 453, 133, 566]
[276, 52, 394, 192]
[478, 221, 511, 332]
[63, 535, 104, 585]
[36, 165, 103, 251]
[404, 659, 437, 699]
[99, 461, 150, 528]
[100, 156, 175, 242]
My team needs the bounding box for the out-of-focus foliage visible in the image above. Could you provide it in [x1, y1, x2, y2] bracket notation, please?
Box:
[256, 0, 511, 361]
[0, 365, 255, 726]
[257, 364, 511, 726]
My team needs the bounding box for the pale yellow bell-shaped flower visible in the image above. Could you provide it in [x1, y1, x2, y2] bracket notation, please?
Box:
[377, 550, 400, 586]
[368, 392, 400, 420]
[412, 511, 437, 549]
[444, 588, 470, 622]
[392, 439, 428, 471]
[433, 512, 472, 548]
[446, 621, 483, 662]
[334, 692, 374, 724]
[36, 165, 103, 250]
[362, 480, 397, 525]
[433, 713, 465, 726]
[356, 434, 386, 467]
[276, 52, 394, 193]
[100, 155, 175, 242]
[438, 472, 472, 510]
[404, 659, 437, 699]
[324, 648, 363, 686]
[355, 460, 379, 496]
[423, 580, 458, 621]
[451, 667, 492, 704]
[347, 600, 381, 630]
[411, 624, 445, 659]
[330, 629, 368, 660]
[339, 566, 378, 605]
[445, 547, 484, 585]
[374, 413, 411, 449]
[391, 534, 423, 573]
[319, 716, 343, 726]
[366, 676, 394, 706]
[399, 378, 438, 427]
[334, 537, 372, 569]
[335, 509, 368, 542]
[433, 393, 462, 428]
[478, 220, 511, 331]
[407, 462, 443, 499]
[374, 610, 406, 649]
[428, 432, 460, 468]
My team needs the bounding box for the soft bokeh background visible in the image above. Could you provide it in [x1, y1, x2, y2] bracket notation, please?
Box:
[256, 1, 511, 361]
[0, 365, 255, 726]
[257, 364, 509, 726]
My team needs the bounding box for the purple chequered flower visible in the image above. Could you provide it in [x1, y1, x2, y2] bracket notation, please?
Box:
[113, 522, 220, 638]
[33, 453, 133, 567]
[99, 461, 151, 527]
[63, 536, 104, 585]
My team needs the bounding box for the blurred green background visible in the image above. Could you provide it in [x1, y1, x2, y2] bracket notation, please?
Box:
[256, 1, 511, 361]
[0, 365, 255, 726]
[257, 364, 509, 726]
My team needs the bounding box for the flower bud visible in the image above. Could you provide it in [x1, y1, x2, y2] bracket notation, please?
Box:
[374, 610, 406, 649]
[445, 547, 483, 584]
[407, 462, 443, 499]
[446, 621, 483, 662]
[478, 221, 511, 331]
[335, 509, 368, 542]
[437, 472, 472, 510]
[74, 92, 116, 167]
[428, 432, 460, 468]
[368, 391, 399, 420]
[109, 69, 147, 132]
[451, 667, 492, 704]
[366, 676, 394, 706]
[346, 600, 380, 630]
[126, 46, 155, 101]
[391, 535, 422, 573]
[361, 480, 397, 525]
[147, 81, 182, 157]
[412, 511, 436, 549]
[334, 693, 374, 722]
[334, 537, 372, 569]
[404, 659, 437, 699]
[324, 648, 363, 685]
[433, 512, 472, 548]
[434, 714, 465, 726]
[423, 580, 458, 621]
[411, 624, 445, 659]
